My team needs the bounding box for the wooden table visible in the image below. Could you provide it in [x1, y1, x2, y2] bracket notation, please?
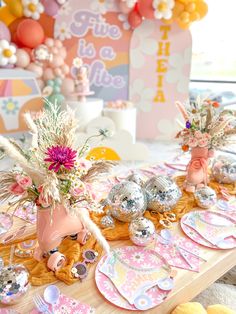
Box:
[1, 214, 236, 314]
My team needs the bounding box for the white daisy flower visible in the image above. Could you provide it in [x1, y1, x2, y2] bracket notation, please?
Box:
[73, 57, 83, 68]
[90, 0, 115, 14]
[152, 0, 174, 20]
[54, 22, 72, 41]
[22, 0, 44, 20]
[0, 40, 17, 67]
[131, 252, 145, 264]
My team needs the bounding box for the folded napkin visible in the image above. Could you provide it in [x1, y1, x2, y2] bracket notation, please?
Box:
[30, 294, 95, 314]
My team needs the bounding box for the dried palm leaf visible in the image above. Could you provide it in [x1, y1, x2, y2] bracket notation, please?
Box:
[175, 101, 189, 121]
[209, 117, 235, 137]
[81, 160, 116, 183]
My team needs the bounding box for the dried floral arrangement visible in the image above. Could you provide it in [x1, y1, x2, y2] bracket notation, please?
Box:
[176, 98, 236, 152]
[0, 102, 113, 216]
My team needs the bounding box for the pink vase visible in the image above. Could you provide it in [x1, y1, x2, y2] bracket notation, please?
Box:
[184, 147, 214, 192]
[34, 204, 88, 271]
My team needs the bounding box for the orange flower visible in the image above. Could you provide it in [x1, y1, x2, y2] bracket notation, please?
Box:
[182, 144, 189, 152]
[212, 101, 220, 108]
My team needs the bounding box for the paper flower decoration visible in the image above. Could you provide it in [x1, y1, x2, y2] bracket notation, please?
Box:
[22, 0, 44, 20]
[73, 57, 83, 68]
[152, 0, 175, 19]
[54, 22, 72, 41]
[0, 40, 17, 67]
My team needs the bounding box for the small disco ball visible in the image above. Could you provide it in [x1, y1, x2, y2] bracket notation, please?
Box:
[194, 186, 217, 209]
[107, 181, 147, 222]
[126, 173, 146, 187]
[129, 217, 156, 246]
[144, 176, 182, 213]
[212, 155, 236, 184]
[0, 264, 30, 305]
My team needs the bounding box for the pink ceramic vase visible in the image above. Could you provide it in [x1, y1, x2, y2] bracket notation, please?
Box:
[184, 147, 214, 192]
[34, 204, 88, 271]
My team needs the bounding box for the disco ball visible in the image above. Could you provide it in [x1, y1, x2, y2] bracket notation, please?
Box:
[144, 176, 182, 213]
[212, 155, 236, 184]
[107, 181, 147, 222]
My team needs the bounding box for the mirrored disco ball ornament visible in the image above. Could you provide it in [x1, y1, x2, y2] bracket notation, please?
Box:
[0, 264, 30, 305]
[144, 176, 182, 213]
[126, 173, 146, 187]
[129, 217, 156, 246]
[100, 215, 115, 229]
[212, 155, 236, 184]
[194, 186, 217, 209]
[107, 181, 147, 222]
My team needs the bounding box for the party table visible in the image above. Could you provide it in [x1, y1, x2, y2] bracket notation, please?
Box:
[1, 211, 236, 314]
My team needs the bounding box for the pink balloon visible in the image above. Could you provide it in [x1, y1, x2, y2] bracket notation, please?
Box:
[54, 39, 63, 48]
[41, 0, 60, 17]
[61, 78, 75, 95]
[51, 47, 59, 54]
[37, 79, 45, 90]
[0, 22, 11, 41]
[43, 67, 54, 80]
[54, 67, 63, 77]
[44, 38, 54, 47]
[15, 49, 30, 68]
[51, 55, 63, 67]
[27, 63, 43, 78]
[119, 2, 133, 14]
[128, 10, 143, 29]
[138, 0, 155, 19]
[60, 47, 67, 58]
[61, 64, 69, 74]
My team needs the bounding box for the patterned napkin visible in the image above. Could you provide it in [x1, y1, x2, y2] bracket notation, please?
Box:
[30, 294, 95, 314]
[155, 232, 201, 272]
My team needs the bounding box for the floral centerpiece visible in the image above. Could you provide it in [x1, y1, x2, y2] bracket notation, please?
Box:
[176, 98, 236, 192]
[0, 102, 112, 270]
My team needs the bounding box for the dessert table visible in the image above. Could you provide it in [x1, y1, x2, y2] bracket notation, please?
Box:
[1, 211, 236, 314]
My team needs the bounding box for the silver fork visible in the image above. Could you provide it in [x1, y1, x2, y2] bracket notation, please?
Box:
[33, 294, 53, 314]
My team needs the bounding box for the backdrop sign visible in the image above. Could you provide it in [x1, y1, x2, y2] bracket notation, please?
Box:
[56, 1, 131, 101]
[56, 0, 192, 139]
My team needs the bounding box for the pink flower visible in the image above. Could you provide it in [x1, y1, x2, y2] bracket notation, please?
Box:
[9, 183, 27, 196]
[188, 137, 198, 148]
[16, 175, 32, 189]
[76, 158, 92, 171]
[198, 138, 208, 147]
[194, 131, 203, 139]
[44, 146, 77, 172]
[70, 187, 85, 198]
[36, 186, 51, 208]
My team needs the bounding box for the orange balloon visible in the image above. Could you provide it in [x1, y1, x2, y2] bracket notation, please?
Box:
[17, 19, 45, 49]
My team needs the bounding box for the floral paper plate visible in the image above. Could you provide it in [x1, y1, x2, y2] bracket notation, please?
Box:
[95, 246, 173, 311]
[181, 211, 236, 249]
[0, 212, 13, 236]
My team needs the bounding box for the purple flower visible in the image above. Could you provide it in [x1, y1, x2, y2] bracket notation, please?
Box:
[44, 146, 77, 172]
[186, 121, 191, 129]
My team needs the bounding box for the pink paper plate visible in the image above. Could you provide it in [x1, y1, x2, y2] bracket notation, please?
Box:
[95, 246, 173, 311]
[181, 211, 236, 250]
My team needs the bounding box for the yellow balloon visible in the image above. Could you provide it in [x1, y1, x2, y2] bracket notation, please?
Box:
[0, 7, 16, 26]
[3, 0, 23, 18]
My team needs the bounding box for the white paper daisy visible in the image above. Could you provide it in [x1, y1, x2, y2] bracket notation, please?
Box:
[0, 40, 17, 67]
[22, 0, 44, 20]
[152, 0, 174, 20]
